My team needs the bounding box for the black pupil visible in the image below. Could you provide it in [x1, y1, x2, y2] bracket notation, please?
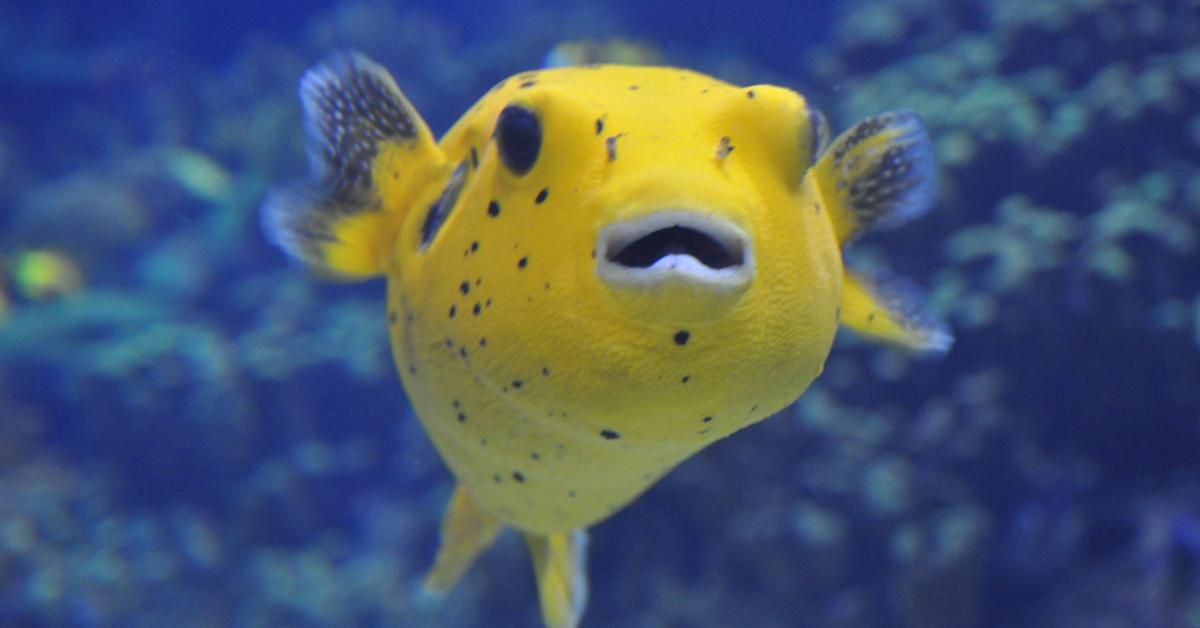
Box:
[496, 106, 541, 175]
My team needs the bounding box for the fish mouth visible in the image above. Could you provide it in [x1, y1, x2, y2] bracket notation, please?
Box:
[596, 211, 754, 289]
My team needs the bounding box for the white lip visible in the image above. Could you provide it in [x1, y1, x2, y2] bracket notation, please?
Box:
[595, 210, 754, 289]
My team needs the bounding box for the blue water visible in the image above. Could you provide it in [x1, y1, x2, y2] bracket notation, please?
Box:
[1, 1, 1198, 627]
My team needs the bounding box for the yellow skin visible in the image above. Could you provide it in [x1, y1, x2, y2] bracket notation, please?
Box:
[264, 53, 947, 628]
[391, 66, 837, 532]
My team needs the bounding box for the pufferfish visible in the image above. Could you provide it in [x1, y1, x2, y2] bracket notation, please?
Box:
[263, 52, 949, 628]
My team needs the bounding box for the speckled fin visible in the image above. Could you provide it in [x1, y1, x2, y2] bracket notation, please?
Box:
[261, 51, 439, 278]
[422, 484, 506, 594]
[524, 530, 589, 628]
[840, 270, 952, 353]
[814, 109, 936, 245]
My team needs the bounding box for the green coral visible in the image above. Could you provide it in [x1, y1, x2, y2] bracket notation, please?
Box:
[946, 195, 1080, 292]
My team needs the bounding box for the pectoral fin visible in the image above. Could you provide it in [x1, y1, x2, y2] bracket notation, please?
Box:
[841, 270, 952, 353]
[524, 530, 589, 628]
[423, 484, 506, 594]
[813, 109, 936, 245]
[262, 51, 445, 278]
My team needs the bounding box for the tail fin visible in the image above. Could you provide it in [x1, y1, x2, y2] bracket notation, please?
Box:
[261, 51, 442, 278]
[813, 109, 936, 246]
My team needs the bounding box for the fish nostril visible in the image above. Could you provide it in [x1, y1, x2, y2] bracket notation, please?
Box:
[609, 226, 742, 269]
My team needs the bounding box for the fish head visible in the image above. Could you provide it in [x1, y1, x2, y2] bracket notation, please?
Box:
[415, 66, 842, 435]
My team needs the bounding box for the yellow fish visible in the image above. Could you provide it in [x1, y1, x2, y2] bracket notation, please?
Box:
[263, 52, 949, 628]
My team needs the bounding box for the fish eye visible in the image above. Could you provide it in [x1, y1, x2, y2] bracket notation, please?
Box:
[495, 105, 541, 175]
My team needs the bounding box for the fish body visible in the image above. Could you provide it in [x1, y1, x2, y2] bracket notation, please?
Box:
[264, 53, 948, 628]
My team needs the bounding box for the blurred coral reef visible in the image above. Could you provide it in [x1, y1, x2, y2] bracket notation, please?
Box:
[1, 0, 1197, 626]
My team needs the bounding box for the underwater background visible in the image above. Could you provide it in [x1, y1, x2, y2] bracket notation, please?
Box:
[1, 0, 1198, 626]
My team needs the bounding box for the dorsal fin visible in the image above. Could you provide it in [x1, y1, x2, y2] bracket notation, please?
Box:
[813, 109, 936, 245]
[261, 51, 442, 278]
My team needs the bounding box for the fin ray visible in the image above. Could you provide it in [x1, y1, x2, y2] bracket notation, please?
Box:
[524, 530, 589, 628]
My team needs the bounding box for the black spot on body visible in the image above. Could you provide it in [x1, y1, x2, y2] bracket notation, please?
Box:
[388, 311, 398, 325]
[542, 367, 550, 376]
[459, 347, 468, 358]
[519, 80, 536, 88]
[487, 200, 500, 217]
[517, 256, 528, 269]
[715, 136, 735, 160]
[681, 375, 690, 383]
[747, 89, 756, 99]
[479, 337, 488, 347]
[600, 429, 620, 440]
[512, 471, 526, 483]
[595, 118, 604, 135]
[674, 330, 690, 345]
[535, 188, 548, 204]
[470, 146, 479, 169]
[471, 241, 480, 252]
[457, 412, 467, 423]
[606, 135, 623, 161]
[448, 305, 457, 319]
[473, 303, 482, 316]
[460, 280, 470, 295]
[702, 416, 713, 423]
[493, 474, 502, 483]
[531, 452, 541, 461]
[629, 84, 639, 90]
[569, 490, 577, 498]
[512, 380, 523, 389]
